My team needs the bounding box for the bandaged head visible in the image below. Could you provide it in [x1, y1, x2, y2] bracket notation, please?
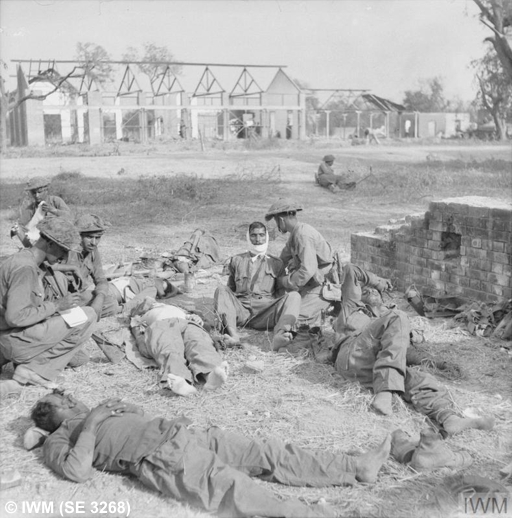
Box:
[247, 221, 269, 258]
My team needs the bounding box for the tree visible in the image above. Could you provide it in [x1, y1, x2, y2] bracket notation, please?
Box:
[0, 60, 9, 153]
[293, 79, 321, 136]
[123, 43, 181, 92]
[472, 43, 512, 140]
[0, 61, 84, 152]
[473, 0, 512, 82]
[403, 77, 448, 112]
[75, 42, 114, 86]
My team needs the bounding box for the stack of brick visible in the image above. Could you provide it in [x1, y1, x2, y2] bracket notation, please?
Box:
[350, 196, 512, 302]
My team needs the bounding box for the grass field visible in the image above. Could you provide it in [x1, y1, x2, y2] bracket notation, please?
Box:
[0, 140, 511, 518]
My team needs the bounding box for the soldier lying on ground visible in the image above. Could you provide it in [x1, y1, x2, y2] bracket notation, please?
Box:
[332, 263, 495, 436]
[214, 221, 301, 350]
[129, 298, 228, 396]
[29, 390, 392, 518]
[0, 218, 97, 398]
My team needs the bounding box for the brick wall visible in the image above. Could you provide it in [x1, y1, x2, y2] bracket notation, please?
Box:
[350, 197, 512, 302]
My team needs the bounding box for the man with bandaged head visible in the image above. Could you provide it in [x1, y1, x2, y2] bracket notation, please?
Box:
[214, 221, 301, 350]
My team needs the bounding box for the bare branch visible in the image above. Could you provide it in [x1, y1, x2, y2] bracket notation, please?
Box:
[473, 0, 496, 26]
[14, 66, 80, 109]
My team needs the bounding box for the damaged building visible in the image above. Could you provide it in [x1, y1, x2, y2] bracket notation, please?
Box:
[351, 196, 512, 303]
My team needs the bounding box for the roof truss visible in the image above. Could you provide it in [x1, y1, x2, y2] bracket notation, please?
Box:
[230, 68, 263, 98]
[193, 67, 224, 98]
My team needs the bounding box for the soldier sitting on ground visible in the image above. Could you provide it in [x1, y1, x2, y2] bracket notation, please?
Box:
[214, 221, 301, 350]
[0, 218, 97, 398]
[316, 155, 355, 193]
[53, 214, 178, 319]
[11, 176, 72, 248]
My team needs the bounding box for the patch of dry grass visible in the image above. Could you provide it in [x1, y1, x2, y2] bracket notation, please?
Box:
[1, 144, 511, 517]
[1, 281, 511, 518]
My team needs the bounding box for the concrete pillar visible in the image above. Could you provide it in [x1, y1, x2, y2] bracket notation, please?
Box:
[180, 92, 191, 139]
[414, 111, 419, 138]
[138, 93, 146, 142]
[61, 110, 72, 142]
[261, 108, 269, 138]
[291, 109, 299, 139]
[77, 109, 85, 143]
[87, 91, 103, 145]
[24, 98, 45, 146]
[325, 111, 331, 139]
[298, 92, 306, 140]
[260, 93, 269, 138]
[222, 92, 230, 141]
[356, 111, 361, 137]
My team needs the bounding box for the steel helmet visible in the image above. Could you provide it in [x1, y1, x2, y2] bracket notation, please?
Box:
[264, 199, 303, 221]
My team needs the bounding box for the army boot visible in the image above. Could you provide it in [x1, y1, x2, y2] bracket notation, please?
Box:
[390, 430, 418, 464]
[410, 428, 473, 471]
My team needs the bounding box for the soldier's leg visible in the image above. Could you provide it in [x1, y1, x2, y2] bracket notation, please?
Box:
[403, 368, 494, 435]
[142, 318, 198, 396]
[334, 310, 408, 415]
[143, 319, 192, 382]
[183, 322, 226, 390]
[0, 307, 97, 383]
[77, 288, 119, 318]
[213, 285, 251, 338]
[298, 286, 331, 328]
[248, 292, 301, 350]
[133, 434, 332, 518]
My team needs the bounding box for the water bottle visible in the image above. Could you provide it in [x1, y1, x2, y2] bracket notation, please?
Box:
[184, 273, 196, 293]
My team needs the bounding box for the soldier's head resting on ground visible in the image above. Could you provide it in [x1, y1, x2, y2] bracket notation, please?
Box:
[75, 214, 109, 255]
[35, 218, 81, 265]
[25, 177, 51, 205]
[264, 199, 303, 234]
[31, 389, 88, 433]
[247, 221, 269, 256]
[323, 154, 335, 165]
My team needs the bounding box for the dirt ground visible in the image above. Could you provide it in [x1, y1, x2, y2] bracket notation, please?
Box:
[0, 141, 511, 518]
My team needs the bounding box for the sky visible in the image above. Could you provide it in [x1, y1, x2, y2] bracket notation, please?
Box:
[0, 0, 491, 103]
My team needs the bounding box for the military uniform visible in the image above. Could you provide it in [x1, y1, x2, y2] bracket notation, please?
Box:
[0, 223, 96, 385]
[214, 252, 301, 336]
[334, 264, 462, 429]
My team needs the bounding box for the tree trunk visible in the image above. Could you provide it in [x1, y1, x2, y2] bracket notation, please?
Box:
[0, 99, 7, 153]
[491, 110, 507, 140]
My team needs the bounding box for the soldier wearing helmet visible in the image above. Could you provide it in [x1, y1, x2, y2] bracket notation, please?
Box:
[264, 200, 334, 352]
[13, 177, 72, 248]
[316, 156, 356, 193]
[0, 218, 98, 398]
[56, 214, 120, 318]
[53, 214, 179, 317]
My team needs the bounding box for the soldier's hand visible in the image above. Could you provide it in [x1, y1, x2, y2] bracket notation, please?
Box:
[42, 203, 57, 215]
[56, 293, 82, 312]
[86, 399, 127, 429]
[376, 278, 393, 292]
[187, 313, 203, 326]
[382, 279, 393, 292]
